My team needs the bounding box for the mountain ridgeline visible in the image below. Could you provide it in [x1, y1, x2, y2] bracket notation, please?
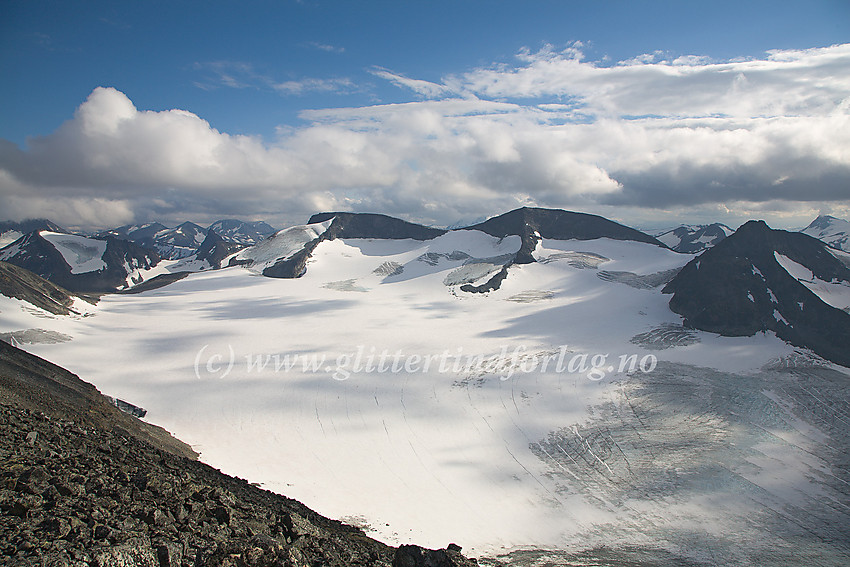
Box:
[3, 209, 850, 368]
[655, 223, 733, 253]
[464, 207, 666, 263]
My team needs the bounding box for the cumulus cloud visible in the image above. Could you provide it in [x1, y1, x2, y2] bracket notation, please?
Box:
[2, 44, 850, 230]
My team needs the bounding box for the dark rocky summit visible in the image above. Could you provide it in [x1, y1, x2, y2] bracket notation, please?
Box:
[0, 341, 478, 566]
[0, 219, 67, 236]
[663, 220, 850, 367]
[308, 212, 448, 241]
[465, 207, 666, 264]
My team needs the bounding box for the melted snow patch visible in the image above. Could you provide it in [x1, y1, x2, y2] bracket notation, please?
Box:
[773, 309, 789, 325]
[41, 232, 107, 274]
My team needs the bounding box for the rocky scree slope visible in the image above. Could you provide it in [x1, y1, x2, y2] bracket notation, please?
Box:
[0, 261, 97, 316]
[0, 341, 477, 567]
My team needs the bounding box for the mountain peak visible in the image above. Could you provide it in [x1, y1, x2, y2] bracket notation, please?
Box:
[466, 207, 665, 263]
[663, 221, 850, 366]
[307, 212, 447, 241]
[801, 214, 850, 252]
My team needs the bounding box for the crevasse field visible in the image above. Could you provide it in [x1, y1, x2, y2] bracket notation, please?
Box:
[2, 229, 849, 566]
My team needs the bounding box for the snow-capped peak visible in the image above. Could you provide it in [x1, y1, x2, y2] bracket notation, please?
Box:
[801, 214, 850, 251]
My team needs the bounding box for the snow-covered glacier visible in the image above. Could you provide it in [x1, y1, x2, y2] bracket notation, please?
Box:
[2, 231, 849, 566]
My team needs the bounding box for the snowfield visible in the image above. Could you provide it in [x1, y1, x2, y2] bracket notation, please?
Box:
[775, 251, 850, 312]
[41, 231, 107, 274]
[2, 232, 849, 565]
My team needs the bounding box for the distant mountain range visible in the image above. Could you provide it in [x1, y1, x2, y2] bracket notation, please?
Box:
[2, 210, 850, 368]
[0, 218, 277, 292]
[0, 231, 160, 293]
[0, 219, 66, 248]
[98, 219, 276, 260]
[654, 223, 734, 253]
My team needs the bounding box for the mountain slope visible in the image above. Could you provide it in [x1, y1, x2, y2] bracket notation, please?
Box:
[4, 215, 850, 565]
[151, 221, 208, 259]
[663, 220, 850, 366]
[195, 229, 245, 269]
[0, 261, 95, 315]
[466, 207, 666, 263]
[655, 223, 733, 253]
[208, 219, 277, 245]
[101, 221, 210, 260]
[98, 222, 169, 248]
[249, 209, 663, 282]
[0, 231, 160, 292]
[231, 219, 334, 278]
[801, 214, 850, 251]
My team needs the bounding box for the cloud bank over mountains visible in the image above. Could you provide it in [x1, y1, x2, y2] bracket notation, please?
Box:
[1, 43, 848, 229]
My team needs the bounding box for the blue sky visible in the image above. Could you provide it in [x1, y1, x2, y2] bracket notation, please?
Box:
[1, 0, 849, 230]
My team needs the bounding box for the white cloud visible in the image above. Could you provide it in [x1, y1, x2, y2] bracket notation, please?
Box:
[2, 44, 850, 230]
[369, 68, 451, 98]
[195, 61, 356, 96]
[307, 41, 345, 53]
[273, 77, 355, 95]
